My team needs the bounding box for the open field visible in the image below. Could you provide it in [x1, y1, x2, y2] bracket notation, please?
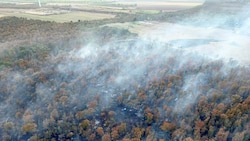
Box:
[106, 20, 250, 64]
[0, 9, 115, 22]
[0, 3, 117, 22]
[0, 1, 203, 22]
[0, 1, 122, 22]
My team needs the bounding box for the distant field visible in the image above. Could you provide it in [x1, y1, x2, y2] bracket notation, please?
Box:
[0, 11, 115, 22]
[0, 0, 101, 2]
[0, 1, 124, 23]
[0, 1, 203, 22]
[115, 1, 203, 11]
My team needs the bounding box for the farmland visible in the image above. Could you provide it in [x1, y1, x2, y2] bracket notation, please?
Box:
[0, 0, 202, 22]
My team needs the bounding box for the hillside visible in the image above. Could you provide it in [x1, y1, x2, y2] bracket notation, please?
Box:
[0, 2, 250, 141]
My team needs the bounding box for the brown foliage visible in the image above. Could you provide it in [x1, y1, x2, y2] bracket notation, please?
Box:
[75, 111, 85, 120]
[172, 128, 185, 140]
[117, 123, 127, 135]
[29, 134, 38, 141]
[144, 107, 154, 124]
[88, 100, 97, 109]
[183, 137, 194, 141]
[79, 119, 90, 130]
[130, 138, 140, 141]
[160, 121, 176, 132]
[137, 91, 147, 101]
[195, 120, 205, 130]
[22, 110, 34, 123]
[3, 122, 14, 131]
[111, 128, 119, 140]
[215, 128, 229, 141]
[88, 133, 96, 141]
[145, 112, 154, 124]
[21, 123, 37, 134]
[96, 127, 104, 136]
[59, 95, 69, 106]
[50, 109, 59, 119]
[102, 133, 111, 141]
[108, 110, 116, 117]
[132, 127, 144, 139]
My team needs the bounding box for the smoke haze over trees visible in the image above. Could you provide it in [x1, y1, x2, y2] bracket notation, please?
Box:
[0, 1, 250, 141]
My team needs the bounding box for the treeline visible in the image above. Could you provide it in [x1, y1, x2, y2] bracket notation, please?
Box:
[0, 16, 79, 45]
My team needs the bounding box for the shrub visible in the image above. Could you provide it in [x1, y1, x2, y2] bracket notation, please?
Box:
[232, 132, 245, 141]
[96, 127, 104, 136]
[132, 127, 144, 139]
[3, 122, 14, 131]
[88, 133, 96, 141]
[21, 123, 37, 134]
[111, 128, 119, 140]
[160, 121, 176, 132]
[145, 112, 154, 124]
[117, 123, 127, 135]
[50, 109, 59, 119]
[102, 133, 111, 141]
[79, 119, 90, 130]
[215, 128, 229, 141]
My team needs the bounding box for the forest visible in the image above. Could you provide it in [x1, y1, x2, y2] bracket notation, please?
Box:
[0, 1, 250, 141]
